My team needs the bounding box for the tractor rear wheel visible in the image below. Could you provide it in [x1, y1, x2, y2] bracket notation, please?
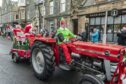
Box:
[79, 74, 104, 84]
[31, 42, 55, 81]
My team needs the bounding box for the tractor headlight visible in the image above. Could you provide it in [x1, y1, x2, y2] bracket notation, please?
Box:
[104, 50, 110, 56]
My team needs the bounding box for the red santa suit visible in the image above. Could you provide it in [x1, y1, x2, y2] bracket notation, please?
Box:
[24, 24, 32, 34]
[23, 24, 34, 38]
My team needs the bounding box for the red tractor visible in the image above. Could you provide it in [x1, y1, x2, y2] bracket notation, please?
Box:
[11, 28, 126, 84]
[30, 34, 126, 84]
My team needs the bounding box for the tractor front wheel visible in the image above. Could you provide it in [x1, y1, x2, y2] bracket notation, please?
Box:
[31, 42, 55, 81]
[79, 74, 104, 84]
[12, 52, 20, 63]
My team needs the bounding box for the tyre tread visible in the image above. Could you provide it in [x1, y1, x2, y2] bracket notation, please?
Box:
[31, 41, 55, 81]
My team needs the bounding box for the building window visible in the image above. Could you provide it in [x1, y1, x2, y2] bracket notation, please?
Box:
[41, 6, 45, 16]
[21, 9, 25, 19]
[90, 18, 95, 25]
[114, 16, 121, 24]
[107, 16, 113, 24]
[16, 14, 19, 19]
[60, 0, 66, 13]
[27, 11, 30, 19]
[101, 17, 105, 25]
[95, 17, 100, 25]
[21, 0, 24, 3]
[122, 15, 126, 24]
[18, 0, 26, 6]
[49, 21, 54, 33]
[50, 1, 54, 15]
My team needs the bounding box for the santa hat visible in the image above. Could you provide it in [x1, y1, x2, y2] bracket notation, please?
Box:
[60, 17, 66, 25]
[24, 24, 32, 33]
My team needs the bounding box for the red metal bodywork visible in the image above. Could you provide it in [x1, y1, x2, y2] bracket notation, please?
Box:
[34, 37, 56, 44]
[52, 41, 126, 84]
[11, 29, 126, 83]
[62, 41, 126, 84]
[11, 49, 31, 58]
[53, 41, 125, 64]
[68, 41, 125, 62]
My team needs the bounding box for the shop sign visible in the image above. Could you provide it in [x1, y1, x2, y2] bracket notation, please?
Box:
[89, 13, 105, 17]
[111, 9, 118, 17]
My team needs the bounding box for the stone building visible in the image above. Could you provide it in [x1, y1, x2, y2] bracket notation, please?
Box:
[1, 0, 19, 25]
[18, 0, 28, 27]
[77, 0, 126, 42]
[13, 0, 126, 43]
[44, 0, 73, 34]
[43, 0, 126, 42]
[18, 0, 44, 28]
[25, 0, 36, 22]
[44, 0, 94, 34]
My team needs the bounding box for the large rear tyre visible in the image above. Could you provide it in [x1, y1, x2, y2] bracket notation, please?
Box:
[31, 42, 55, 81]
[79, 74, 104, 84]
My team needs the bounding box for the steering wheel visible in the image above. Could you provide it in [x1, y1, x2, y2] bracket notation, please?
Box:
[41, 28, 49, 37]
[69, 36, 82, 42]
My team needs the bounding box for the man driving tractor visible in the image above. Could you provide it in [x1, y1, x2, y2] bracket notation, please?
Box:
[56, 17, 76, 44]
[56, 17, 76, 66]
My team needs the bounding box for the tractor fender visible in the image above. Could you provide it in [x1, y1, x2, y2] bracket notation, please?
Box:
[33, 37, 56, 45]
[12, 52, 18, 56]
[10, 49, 18, 55]
[11, 52, 19, 59]
[31, 40, 59, 65]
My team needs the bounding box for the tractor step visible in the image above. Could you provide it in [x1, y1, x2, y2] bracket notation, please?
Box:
[59, 64, 71, 71]
[96, 74, 106, 81]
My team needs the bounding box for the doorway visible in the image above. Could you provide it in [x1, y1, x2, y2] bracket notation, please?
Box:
[72, 19, 78, 34]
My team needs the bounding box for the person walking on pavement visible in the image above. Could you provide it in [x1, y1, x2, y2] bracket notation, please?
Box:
[117, 26, 126, 46]
[90, 28, 99, 43]
[6, 24, 13, 40]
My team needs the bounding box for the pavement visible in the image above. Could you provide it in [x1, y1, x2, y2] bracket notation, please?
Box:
[0, 36, 81, 84]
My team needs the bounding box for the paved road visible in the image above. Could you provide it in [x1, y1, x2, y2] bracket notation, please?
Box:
[0, 37, 81, 84]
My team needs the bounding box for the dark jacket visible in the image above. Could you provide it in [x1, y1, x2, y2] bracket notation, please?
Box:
[117, 32, 126, 45]
[78, 32, 88, 41]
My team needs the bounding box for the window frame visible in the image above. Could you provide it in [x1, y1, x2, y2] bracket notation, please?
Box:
[50, 1, 54, 15]
[60, 0, 66, 13]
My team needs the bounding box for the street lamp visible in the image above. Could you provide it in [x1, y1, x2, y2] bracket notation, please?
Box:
[35, 0, 45, 33]
[25, 0, 29, 24]
[102, 10, 112, 82]
[103, 10, 108, 44]
[41, 0, 45, 32]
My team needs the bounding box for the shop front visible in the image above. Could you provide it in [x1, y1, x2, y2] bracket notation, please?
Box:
[87, 9, 126, 43]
